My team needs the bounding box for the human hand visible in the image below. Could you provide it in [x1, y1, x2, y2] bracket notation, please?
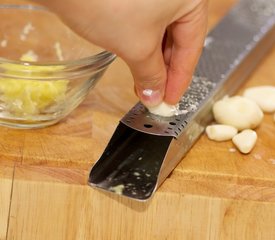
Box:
[32, 0, 208, 107]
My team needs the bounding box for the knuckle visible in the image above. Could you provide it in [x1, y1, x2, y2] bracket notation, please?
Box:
[135, 70, 165, 90]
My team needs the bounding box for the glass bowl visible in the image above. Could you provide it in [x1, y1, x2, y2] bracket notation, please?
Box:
[0, 4, 115, 128]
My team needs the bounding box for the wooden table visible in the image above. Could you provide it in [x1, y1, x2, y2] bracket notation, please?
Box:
[1, 0, 275, 239]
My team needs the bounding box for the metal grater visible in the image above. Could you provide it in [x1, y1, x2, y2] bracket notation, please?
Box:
[88, 0, 275, 201]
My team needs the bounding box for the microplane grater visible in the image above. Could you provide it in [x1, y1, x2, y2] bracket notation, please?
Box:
[88, 0, 275, 201]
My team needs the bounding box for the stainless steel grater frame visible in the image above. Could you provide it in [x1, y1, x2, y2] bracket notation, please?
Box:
[88, 0, 275, 201]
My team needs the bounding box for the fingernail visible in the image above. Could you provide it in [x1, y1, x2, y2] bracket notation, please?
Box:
[138, 88, 163, 107]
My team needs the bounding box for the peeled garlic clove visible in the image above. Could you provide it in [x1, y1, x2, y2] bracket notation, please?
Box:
[147, 102, 178, 117]
[243, 86, 275, 113]
[232, 129, 257, 154]
[213, 96, 263, 131]
[206, 124, 238, 141]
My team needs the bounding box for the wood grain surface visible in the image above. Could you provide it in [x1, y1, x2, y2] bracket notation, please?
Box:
[1, 0, 275, 239]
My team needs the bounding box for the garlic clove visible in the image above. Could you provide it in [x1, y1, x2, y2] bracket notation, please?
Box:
[232, 129, 257, 154]
[206, 124, 238, 141]
[147, 102, 179, 117]
[213, 96, 263, 131]
[243, 86, 275, 113]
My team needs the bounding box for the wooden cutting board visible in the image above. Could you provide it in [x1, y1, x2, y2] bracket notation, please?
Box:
[1, 0, 275, 239]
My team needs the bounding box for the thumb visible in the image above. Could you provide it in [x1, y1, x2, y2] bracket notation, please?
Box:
[126, 46, 167, 107]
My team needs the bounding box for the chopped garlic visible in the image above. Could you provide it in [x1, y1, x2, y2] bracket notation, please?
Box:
[20, 22, 35, 41]
[228, 148, 237, 153]
[109, 184, 125, 195]
[54, 41, 64, 61]
[21, 50, 38, 62]
[0, 39, 7, 48]
[0, 51, 68, 116]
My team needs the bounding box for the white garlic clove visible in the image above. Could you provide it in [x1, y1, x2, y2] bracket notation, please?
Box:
[243, 86, 275, 113]
[206, 124, 238, 142]
[232, 129, 257, 154]
[147, 102, 179, 117]
[213, 96, 263, 131]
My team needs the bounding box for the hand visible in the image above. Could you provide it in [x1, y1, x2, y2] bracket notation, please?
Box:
[32, 0, 208, 107]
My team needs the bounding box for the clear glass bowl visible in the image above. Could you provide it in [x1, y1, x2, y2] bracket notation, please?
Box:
[0, 4, 115, 128]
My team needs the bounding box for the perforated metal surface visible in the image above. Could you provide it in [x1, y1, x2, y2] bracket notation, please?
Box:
[121, 76, 216, 137]
[121, 0, 275, 138]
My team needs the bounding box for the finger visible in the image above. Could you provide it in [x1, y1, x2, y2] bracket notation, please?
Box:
[127, 45, 167, 107]
[164, 0, 208, 104]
